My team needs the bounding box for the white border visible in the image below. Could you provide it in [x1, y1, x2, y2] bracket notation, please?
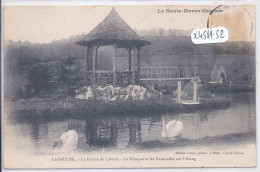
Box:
[1, 0, 259, 172]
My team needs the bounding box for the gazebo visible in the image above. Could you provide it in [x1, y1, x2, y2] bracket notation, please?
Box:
[75, 7, 151, 87]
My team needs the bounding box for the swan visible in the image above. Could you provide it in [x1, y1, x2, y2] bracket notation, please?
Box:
[53, 130, 78, 153]
[161, 118, 183, 138]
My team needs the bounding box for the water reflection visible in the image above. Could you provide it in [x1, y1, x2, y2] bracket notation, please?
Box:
[6, 92, 256, 153]
[85, 117, 117, 147]
[83, 116, 143, 148]
[30, 120, 40, 142]
[127, 117, 142, 145]
[199, 110, 208, 123]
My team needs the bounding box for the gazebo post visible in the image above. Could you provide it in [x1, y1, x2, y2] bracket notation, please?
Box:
[112, 44, 116, 86]
[137, 47, 141, 84]
[132, 47, 136, 85]
[127, 48, 132, 85]
[92, 45, 98, 87]
[95, 51, 98, 70]
[85, 47, 88, 84]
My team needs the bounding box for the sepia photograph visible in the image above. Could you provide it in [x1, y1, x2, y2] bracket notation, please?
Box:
[2, 4, 256, 168]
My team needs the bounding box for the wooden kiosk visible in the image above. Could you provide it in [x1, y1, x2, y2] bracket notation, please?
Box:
[75, 7, 151, 87]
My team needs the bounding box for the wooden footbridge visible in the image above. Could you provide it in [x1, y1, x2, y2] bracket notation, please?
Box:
[140, 67, 199, 105]
[140, 67, 197, 81]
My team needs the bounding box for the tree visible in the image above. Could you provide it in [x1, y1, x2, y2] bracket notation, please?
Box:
[158, 28, 165, 37]
[167, 28, 175, 36]
[57, 44, 84, 101]
[26, 60, 52, 96]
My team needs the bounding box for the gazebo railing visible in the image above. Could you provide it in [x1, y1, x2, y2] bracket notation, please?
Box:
[85, 71, 137, 86]
[140, 67, 197, 80]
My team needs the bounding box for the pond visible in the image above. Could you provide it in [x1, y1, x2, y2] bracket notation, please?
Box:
[5, 92, 256, 154]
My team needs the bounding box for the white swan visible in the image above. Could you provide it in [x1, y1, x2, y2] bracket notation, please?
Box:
[161, 118, 183, 138]
[53, 130, 78, 153]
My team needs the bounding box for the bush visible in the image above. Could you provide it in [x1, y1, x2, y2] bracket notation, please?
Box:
[25, 61, 53, 97]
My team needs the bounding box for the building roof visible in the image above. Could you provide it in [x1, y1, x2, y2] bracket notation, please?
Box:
[75, 7, 150, 48]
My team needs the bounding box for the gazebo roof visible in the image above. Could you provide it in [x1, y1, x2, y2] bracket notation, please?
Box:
[75, 7, 150, 48]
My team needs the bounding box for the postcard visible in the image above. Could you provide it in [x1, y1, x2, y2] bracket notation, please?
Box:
[2, 4, 256, 168]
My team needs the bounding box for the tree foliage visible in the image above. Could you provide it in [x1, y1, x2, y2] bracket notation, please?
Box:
[57, 45, 84, 97]
[25, 60, 52, 96]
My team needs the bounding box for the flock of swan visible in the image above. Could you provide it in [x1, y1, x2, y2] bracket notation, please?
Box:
[52, 118, 184, 153]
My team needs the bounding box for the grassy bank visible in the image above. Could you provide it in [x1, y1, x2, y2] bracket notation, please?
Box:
[128, 131, 256, 150]
[203, 82, 255, 93]
[6, 94, 230, 119]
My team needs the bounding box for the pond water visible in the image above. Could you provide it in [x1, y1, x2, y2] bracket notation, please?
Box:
[5, 92, 256, 154]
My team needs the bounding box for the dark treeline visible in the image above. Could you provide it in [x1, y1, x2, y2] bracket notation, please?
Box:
[4, 29, 255, 99]
[4, 36, 86, 99]
[135, 27, 192, 37]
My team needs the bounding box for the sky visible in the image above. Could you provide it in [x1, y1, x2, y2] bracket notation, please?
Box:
[3, 5, 255, 43]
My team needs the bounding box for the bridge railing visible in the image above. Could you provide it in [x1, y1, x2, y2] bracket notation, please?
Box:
[140, 67, 197, 80]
